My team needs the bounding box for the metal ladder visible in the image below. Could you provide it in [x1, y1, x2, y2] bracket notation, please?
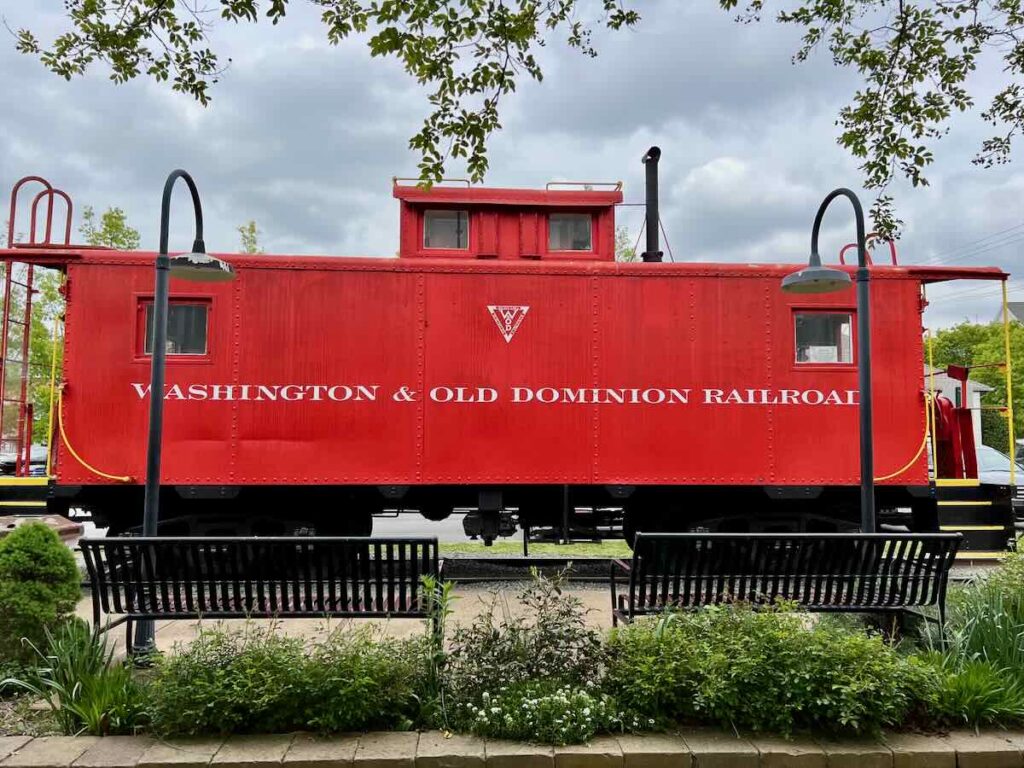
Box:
[3, 176, 72, 477]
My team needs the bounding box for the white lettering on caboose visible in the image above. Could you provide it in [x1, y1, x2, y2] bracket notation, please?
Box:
[131, 383, 857, 406]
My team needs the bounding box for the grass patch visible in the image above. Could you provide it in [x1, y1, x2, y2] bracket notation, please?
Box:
[441, 540, 631, 556]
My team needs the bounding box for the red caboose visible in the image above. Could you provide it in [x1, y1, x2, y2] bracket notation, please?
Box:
[0, 161, 1014, 549]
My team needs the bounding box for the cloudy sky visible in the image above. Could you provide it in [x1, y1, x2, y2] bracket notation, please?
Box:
[1, 0, 1021, 328]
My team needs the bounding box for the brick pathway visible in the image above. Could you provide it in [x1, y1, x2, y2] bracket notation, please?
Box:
[3, 730, 1024, 768]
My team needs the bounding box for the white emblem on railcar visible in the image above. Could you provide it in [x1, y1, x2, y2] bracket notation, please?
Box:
[487, 305, 529, 343]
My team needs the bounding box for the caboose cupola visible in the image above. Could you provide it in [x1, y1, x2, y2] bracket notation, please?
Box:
[392, 179, 622, 261]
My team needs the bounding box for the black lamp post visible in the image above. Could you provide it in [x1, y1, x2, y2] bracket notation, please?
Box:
[133, 170, 235, 656]
[781, 188, 876, 534]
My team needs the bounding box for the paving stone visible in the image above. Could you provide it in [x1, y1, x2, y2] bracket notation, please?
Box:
[614, 735, 690, 768]
[553, 737, 624, 768]
[212, 736, 294, 768]
[1, 737, 98, 768]
[138, 738, 226, 768]
[0, 740, 32, 764]
[483, 741, 553, 768]
[284, 735, 360, 768]
[751, 736, 827, 768]
[416, 732, 484, 768]
[354, 733, 419, 768]
[815, 738, 892, 768]
[881, 734, 957, 768]
[678, 729, 757, 768]
[74, 736, 157, 768]
[943, 732, 1022, 768]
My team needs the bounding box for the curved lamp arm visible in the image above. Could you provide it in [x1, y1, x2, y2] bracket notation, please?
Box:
[810, 188, 867, 269]
[159, 169, 205, 256]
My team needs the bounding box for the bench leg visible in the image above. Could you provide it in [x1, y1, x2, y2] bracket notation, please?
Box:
[124, 618, 134, 657]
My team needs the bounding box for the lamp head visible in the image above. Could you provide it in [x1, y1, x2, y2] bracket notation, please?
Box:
[781, 260, 852, 294]
[168, 240, 235, 283]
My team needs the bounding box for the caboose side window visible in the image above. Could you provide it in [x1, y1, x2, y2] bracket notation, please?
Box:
[142, 301, 209, 355]
[423, 210, 469, 249]
[794, 312, 852, 364]
[548, 213, 592, 251]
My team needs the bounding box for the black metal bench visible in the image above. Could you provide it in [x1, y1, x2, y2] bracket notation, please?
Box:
[81, 536, 441, 653]
[610, 532, 961, 627]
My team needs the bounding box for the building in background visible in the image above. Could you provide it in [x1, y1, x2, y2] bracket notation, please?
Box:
[925, 365, 992, 447]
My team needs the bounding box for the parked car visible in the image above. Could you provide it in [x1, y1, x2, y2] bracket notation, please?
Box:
[0, 444, 48, 476]
[977, 444, 1024, 520]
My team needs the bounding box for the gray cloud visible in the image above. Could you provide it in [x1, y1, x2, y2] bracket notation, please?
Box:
[0, 0, 1021, 329]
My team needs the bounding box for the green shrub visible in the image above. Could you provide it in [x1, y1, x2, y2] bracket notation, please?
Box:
[445, 570, 604, 705]
[307, 626, 425, 733]
[147, 621, 427, 736]
[0, 524, 80, 666]
[604, 606, 935, 736]
[455, 680, 642, 745]
[1, 619, 146, 735]
[920, 653, 1024, 727]
[147, 622, 309, 736]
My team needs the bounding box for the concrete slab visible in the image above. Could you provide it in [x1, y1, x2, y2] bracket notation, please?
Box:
[1, 738, 98, 768]
[942, 732, 1022, 768]
[815, 739, 892, 768]
[678, 729, 758, 768]
[0, 740, 32, 764]
[138, 739, 225, 768]
[483, 742, 553, 768]
[750, 737, 827, 768]
[881, 734, 957, 768]
[553, 737, 624, 768]
[284, 735, 360, 768]
[354, 733, 419, 768]
[211, 736, 294, 768]
[415, 732, 485, 768]
[614, 735, 690, 768]
[73, 737, 156, 768]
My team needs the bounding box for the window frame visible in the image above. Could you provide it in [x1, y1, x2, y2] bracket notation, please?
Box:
[545, 211, 595, 256]
[791, 308, 856, 370]
[134, 295, 214, 364]
[422, 208, 471, 252]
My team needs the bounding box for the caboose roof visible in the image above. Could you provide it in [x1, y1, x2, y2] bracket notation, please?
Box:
[0, 246, 1008, 285]
[391, 184, 623, 208]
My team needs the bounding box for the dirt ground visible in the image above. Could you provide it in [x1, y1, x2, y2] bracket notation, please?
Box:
[74, 582, 616, 657]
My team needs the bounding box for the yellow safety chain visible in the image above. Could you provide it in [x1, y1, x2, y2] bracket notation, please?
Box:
[56, 383, 133, 483]
[1002, 281, 1016, 485]
[875, 393, 933, 482]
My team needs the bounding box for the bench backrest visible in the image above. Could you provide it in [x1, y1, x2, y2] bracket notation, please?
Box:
[81, 537, 440, 619]
[629, 532, 961, 612]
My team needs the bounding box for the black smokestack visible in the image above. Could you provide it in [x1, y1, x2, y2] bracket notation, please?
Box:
[641, 146, 662, 262]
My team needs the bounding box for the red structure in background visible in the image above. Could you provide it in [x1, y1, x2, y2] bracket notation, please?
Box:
[2, 177, 76, 476]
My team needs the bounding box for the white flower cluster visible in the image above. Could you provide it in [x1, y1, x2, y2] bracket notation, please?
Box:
[457, 683, 649, 745]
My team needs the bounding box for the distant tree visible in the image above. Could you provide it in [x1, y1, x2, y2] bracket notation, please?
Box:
[615, 225, 637, 263]
[931, 321, 1024, 450]
[79, 206, 141, 250]
[237, 221, 263, 254]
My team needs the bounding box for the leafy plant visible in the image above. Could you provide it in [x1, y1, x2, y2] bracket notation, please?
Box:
[0, 524, 81, 666]
[1, 619, 145, 736]
[920, 653, 1024, 728]
[146, 622, 308, 736]
[445, 568, 604, 704]
[147, 620, 428, 736]
[605, 605, 935, 736]
[307, 625, 425, 733]
[420, 574, 457, 728]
